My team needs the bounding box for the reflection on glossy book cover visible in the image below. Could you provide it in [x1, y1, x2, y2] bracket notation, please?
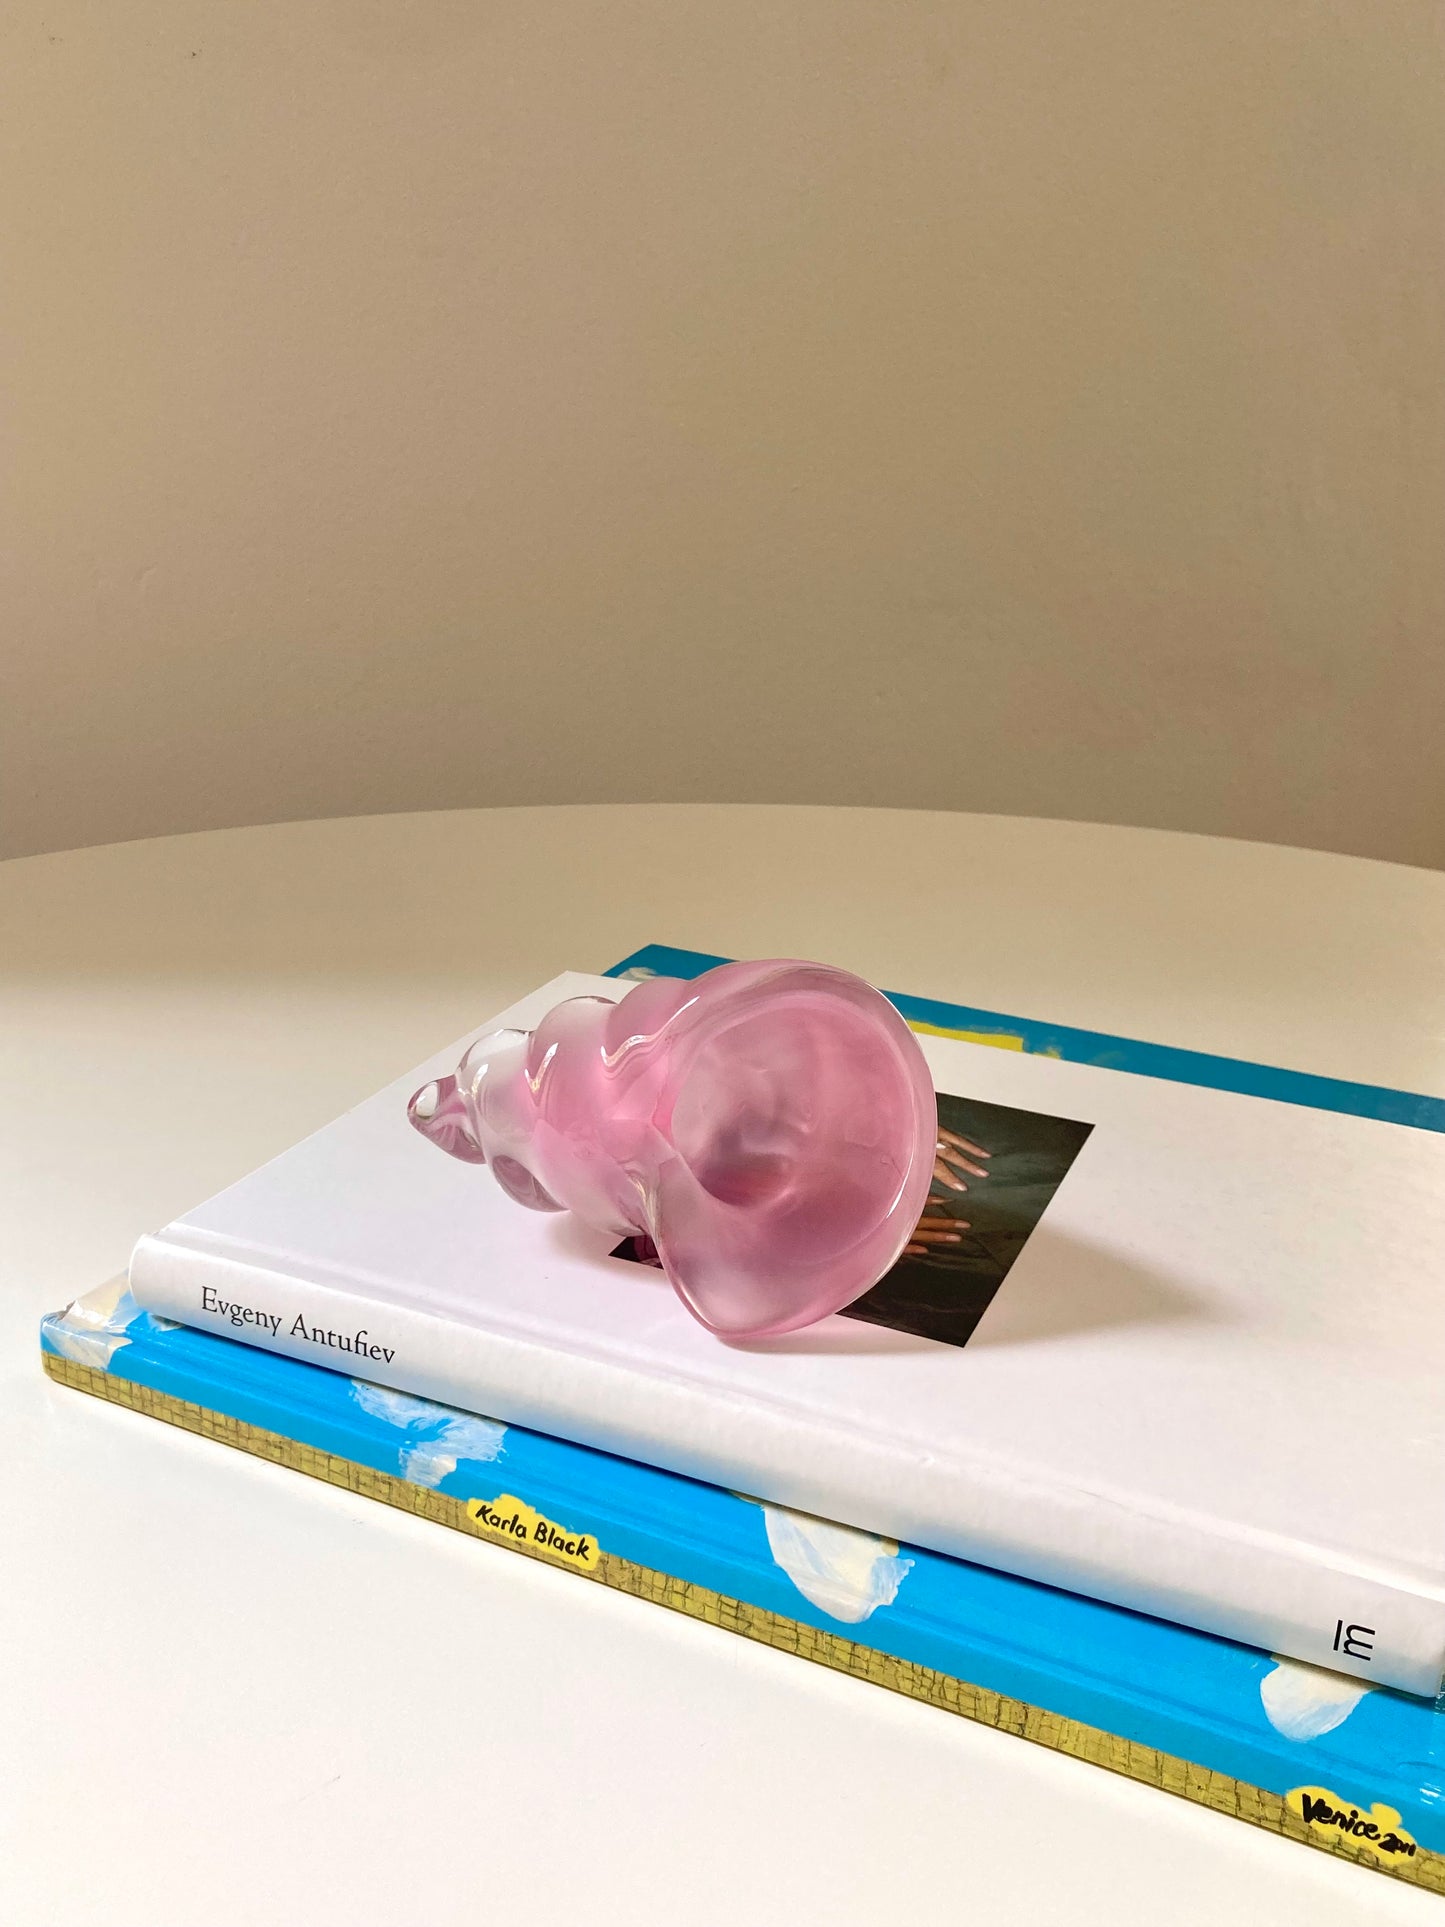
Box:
[39, 1277, 1445, 1894]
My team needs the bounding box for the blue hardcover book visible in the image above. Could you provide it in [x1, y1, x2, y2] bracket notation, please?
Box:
[40, 1275, 1445, 1893]
[39, 945, 1445, 1892]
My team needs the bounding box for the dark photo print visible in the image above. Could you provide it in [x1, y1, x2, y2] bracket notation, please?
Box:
[843, 1090, 1093, 1349]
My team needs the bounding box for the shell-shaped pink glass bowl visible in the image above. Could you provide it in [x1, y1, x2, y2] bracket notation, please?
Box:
[409, 960, 939, 1339]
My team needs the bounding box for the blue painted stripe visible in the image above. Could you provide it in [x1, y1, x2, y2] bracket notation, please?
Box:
[604, 943, 1445, 1134]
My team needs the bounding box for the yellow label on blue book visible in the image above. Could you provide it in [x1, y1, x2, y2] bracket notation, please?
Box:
[467, 1494, 601, 1571]
[1286, 1786, 1419, 1865]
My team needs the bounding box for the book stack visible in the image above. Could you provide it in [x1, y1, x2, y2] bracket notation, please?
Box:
[40, 944, 1445, 1893]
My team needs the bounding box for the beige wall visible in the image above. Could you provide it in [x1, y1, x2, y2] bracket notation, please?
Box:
[3, 1, 1442, 867]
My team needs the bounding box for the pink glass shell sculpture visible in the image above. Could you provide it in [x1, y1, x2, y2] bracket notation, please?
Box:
[407, 960, 939, 1339]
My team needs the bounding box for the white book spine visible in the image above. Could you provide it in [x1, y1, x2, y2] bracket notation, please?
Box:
[129, 1231, 1445, 1700]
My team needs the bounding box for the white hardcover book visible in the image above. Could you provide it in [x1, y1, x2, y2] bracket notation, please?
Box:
[128, 971, 1445, 1695]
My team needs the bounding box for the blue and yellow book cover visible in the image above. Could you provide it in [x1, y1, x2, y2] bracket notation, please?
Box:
[39, 1276, 1445, 1892]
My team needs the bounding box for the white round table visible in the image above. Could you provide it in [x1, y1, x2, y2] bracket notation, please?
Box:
[4, 806, 1443, 1925]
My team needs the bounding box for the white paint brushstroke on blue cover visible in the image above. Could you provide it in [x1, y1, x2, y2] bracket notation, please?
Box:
[349, 1379, 506, 1487]
[46, 1278, 140, 1370]
[1259, 1656, 1375, 1740]
[760, 1504, 913, 1623]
